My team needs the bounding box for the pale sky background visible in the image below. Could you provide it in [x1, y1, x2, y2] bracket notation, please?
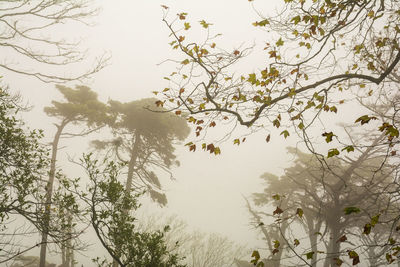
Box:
[1, 0, 353, 265]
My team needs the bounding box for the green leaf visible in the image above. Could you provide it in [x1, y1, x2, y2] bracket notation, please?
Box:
[322, 132, 335, 143]
[276, 38, 284, 47]
[184, 22, 191, 30]
[258, 19, 270, 26]
[248, 73, 257, 84]
[251, 250, 260, 265]
[272, 194, 280, 201]
[296, 208, 304, 218]
[371, 214, 380, 227]
[280, 130, 290, 138]
[199, 20, 212, 28]
[291, 15, 301, 24]
[181, 59, 190, 65]
[327, 148, 340, 158]
[342, 146, 354, 153]
[294, 239, 300, 246]
[305, 251, 315, 260]
[363, 223, 372, 235]
[344, 206, 361, 215]
[355, 115, 377, 125]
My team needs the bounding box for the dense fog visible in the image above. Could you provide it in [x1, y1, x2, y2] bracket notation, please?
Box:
[1, 1, 400, 267]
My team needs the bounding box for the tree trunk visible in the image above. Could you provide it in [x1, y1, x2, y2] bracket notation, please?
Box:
[308, 220, 321, 267]
[323, 223, 341, 267]
[39, 121, 67, 267]
[112, 132, 141, 267]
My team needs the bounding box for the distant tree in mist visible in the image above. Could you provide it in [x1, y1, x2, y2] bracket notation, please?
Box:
[138, 213, 250, 267]
[248, 140, 399, 266]
[92, 98, 190, 206]
[40, 85, 109, 267]
[10, 255, 57, 267]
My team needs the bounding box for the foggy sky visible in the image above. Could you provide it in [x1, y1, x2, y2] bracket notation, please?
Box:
[2, 0, 313, 265]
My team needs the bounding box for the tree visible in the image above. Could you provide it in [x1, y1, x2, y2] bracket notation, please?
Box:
[73, 154, 186, 267]
[92, 98, 190, 205]
[249, 143, 399, 266]
[158, 2, 400, 157]
[0, 0, 108, 82]
[0, 86, 49, 264]
[10, 255, 57, 267]
[40, 85, 109, 267]
[158, 2, 400, 265]
[138, 213, 250, 267]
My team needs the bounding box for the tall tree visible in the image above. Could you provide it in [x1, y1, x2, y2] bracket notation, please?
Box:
[0, 86, 48, 264]
[40, 85, 108, 267]
[250, 142, 397, 266]
[92, 98, 190, 205]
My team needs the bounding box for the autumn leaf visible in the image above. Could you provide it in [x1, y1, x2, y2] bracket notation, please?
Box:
[178, 12, 187, 20]
[273, 206, 283, 215]
[233, 50, 240, 56]
[348, 250, 360, 265]
[266, 134, 271, 142]
[363, 223, 372, 235]
[155, 100, 164, 107]
[206, 143, 215, 153]
[189, 144, 196, 152]
[337, 235, 347, 243]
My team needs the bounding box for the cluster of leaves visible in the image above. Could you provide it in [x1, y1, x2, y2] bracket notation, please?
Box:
[77, 154, 186, 267]
[158, 1, 400, 159]
[0, 87, 50, 261]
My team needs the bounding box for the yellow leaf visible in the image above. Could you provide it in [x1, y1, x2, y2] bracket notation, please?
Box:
[184, 22, 191, 30]
[181, 59, 190, 65]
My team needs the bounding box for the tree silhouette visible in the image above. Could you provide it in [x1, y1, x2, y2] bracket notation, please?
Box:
[40, 85, 108, 267]
[92, 98, 190, 205]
